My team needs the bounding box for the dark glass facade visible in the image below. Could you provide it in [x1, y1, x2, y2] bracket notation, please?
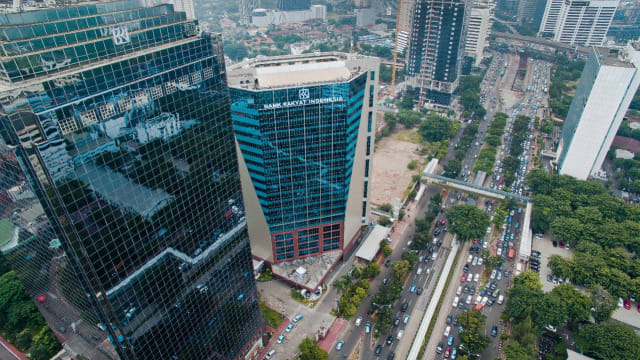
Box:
[230, 75, 367, 262]
[407, 0, 465, 106]
[0, 1, 262, 359]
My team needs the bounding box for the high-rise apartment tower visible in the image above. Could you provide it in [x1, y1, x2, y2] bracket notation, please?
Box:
[539, 0, 619, 46]
[407, 0, 467, 107]
[0, 1, 263, 359]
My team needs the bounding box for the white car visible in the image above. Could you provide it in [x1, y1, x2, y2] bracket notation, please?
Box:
[478, 258, 483, 266]
[456, 286, 462, 296]
[444, 326, 451, 337]
[490, 270, 497, 280]
[472, 256, 478, 266]
[466, 295, 472, 305]
[355, 317, 362, 327]
[453, 296, 459, 308]
[481, 296, 489, 306]
[474, 273, 480, 282]
[467, 254, 473, 263]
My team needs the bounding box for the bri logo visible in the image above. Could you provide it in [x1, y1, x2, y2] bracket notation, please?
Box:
[298, 88, 310, 100]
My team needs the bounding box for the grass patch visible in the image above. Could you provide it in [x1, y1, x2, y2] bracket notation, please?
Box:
[417, 248, 461, 358]
[397, 130, 424, 144]
[260, 300, 284, 329]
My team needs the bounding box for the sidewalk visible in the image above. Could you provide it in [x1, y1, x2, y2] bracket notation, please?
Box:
[0, 336, 27, 360]
[255, 317, 290, 360]
[317, 318, 348, 352]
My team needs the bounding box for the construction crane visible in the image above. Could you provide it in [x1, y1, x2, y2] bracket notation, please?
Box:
[391, 0, 412, 98]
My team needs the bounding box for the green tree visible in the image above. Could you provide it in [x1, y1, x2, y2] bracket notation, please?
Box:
[547, 254, 575, 279]
[408, 159, 419, 170]
[299, 338, 329, 360]
[576, 323, 640, 360]
[549, 284, 591, 323]
[398, 93, 415, 110]
[459, 310, 491, 355]
[362, 262, 381, 278]
[378, 203, 393, 213]
[445, 205, 491, 242]
[443, 159, 462, 178]
[378, 216, 392, 226]
[589, 285, 618, 322]
[419, 114, 453, 142]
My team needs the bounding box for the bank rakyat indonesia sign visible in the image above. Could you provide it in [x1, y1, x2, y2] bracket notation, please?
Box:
[262, 89, 345, 110]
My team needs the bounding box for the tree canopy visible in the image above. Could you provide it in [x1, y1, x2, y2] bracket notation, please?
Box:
[445, 205, 491, 242]
[576, 323, 640, 360]
[298, 338, 329, 360]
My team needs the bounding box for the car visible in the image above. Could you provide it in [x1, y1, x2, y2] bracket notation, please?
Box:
[638, 304, 640, 313]
[490, 269, 497, 280]
[447, 335, 454, 346]
[393, 318, 400, 327]
[624, 300, 632, 310]
[480, 287, 488, 296]
[450, 348, 458, 359]
[496, 271, 502, 280]
[444, 346, 451, 358]
[552, 240, 557, 247]
[277, 334, 285, 344]
[365, 323, 371, 334]
[401, 302, 409, 312]
[547, 274, 553, 282]
[436, 343, 444, 354]
[403, 315, 410, 324]
[410, 284, 417, 293]
[265, 349, 276, 359]
[446, 314, 452, 324]
[460, 274, 467, 282]
[383, 277, 389, 285]
[465, 295, 472, 305]
[463, 285, 469, 294]
[463, 264, 469, 273]
[559, 241, 564, 248]
[441, 219, 446, 225]
[469, 286, 476, 295]
[387, 351, 395, 360]
[336, 340, 344, 351]
[386, 335, 394, 346]
[292, 314, 303, 323]
[384, 259, 391, 267]
[478, 258, 483, 266]
[196, 284, 208, 293]
[417, 287, 423, 295]
[355, 317, 362, 326]
[456, 286, 463, 296]
[285, 322, 294, 332]
[474, 273, 480, 282]
[491, 325, 498, 337]
[453, 296, 459, 308]
[553, 275, 558, 284]
[453, 315, 459, 326]
[375, 344, 383, 356]
[467, 255, 473, 263]
[472, 256, 478, 266]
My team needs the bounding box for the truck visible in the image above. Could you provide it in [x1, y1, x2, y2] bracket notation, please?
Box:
[507, 248, 515, 261]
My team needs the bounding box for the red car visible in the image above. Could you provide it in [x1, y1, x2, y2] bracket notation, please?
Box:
[444, 346, 451, 358]
[559, 242, 564, 248]
[472, 238, 478, 244]
[461, 274, 467, 283]
[441, 219, 446, 225]
[637, 304, 640, 313]
[624, 300, 631, 310]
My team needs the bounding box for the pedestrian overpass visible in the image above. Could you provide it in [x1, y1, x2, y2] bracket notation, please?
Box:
[421, 171, 530, 204]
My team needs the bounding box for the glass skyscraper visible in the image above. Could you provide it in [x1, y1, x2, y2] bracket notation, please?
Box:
[0, 1, 262, 359]
[227, 53, 378, 289]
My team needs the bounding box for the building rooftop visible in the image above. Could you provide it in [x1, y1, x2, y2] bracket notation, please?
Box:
[594, 46, 636, 68]
[227, 52, 374, 90]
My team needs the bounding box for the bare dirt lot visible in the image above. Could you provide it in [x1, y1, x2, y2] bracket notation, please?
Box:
[369, 127, 424, 207]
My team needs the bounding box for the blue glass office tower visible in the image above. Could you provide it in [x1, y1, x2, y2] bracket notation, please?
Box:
[0, 1, 263, 359]
[228, 53, 378, 289]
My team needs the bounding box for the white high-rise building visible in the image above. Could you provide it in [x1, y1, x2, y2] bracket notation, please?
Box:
[539, 0, 619, 46]
[465, 0, 494, 66]
[557, 42, 640, 180]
